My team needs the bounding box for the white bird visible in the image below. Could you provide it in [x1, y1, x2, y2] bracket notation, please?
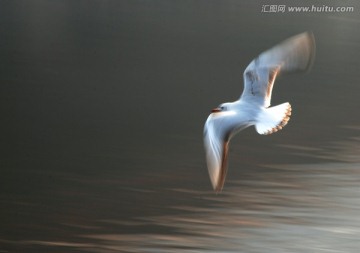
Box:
[204, 32, 316, 192]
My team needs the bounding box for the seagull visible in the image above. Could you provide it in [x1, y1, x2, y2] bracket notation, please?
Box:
[203, 32, 316, 192]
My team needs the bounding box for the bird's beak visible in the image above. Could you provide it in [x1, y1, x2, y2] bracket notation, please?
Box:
[211, 107, 221, 113]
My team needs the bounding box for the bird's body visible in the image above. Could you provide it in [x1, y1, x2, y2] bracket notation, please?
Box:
[204, 32, 316, 192]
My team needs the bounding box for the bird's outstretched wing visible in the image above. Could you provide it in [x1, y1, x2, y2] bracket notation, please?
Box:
[240, 32, 316, 107]
[204, 111, 250, 192]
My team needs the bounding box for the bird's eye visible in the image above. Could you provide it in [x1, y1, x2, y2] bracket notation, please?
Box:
[220, 106, 226, 111]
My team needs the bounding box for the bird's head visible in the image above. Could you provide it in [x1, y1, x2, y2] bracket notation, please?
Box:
[211, 102, 231, 113]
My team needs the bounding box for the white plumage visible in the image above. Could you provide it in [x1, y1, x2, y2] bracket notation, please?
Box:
[204, 32, 316, 192]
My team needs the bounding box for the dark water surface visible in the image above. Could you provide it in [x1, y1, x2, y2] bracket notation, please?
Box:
[1, 1, 360, 252]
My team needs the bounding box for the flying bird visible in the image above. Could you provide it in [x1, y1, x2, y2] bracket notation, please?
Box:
[203, 32, 316, 192]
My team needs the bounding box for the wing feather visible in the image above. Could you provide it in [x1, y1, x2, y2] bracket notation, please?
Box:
[203, 111, 249, 191]
[240, 32, 316, 107]
[204, 114, 231, 192]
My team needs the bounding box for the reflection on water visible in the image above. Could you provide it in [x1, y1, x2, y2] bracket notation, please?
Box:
[1, 0, 360, 252]
[87, 161, 360, 252]
[2, 133, 359, 252]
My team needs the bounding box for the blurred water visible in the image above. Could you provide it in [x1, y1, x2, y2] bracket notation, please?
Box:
[1, 1, 360, 252]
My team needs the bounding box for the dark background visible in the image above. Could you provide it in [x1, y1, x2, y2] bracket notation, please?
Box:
[1, 1, 360, 252]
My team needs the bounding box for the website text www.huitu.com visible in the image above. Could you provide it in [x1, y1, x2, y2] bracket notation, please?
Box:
[261, 4, 354, 13]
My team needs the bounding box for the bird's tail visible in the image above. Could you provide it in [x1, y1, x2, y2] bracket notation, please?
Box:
[255, 102, 291, 135]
